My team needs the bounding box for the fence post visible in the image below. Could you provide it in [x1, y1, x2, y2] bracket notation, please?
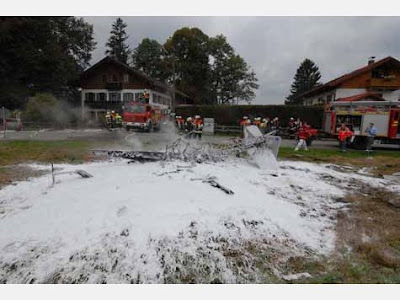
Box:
[2, 107, 5, 139]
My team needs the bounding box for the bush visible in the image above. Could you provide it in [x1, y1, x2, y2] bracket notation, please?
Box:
[23, 93, 80, 128]
[175, 105, 324, 128]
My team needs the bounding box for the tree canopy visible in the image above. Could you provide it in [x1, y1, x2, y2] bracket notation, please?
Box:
[105, 17, 131, 64]
[162, 28, 258, 105]
[0, 17, 96, 109]
[208, 34, 258, 104]
[286, 58, 322, 105]
[132, 38, 170, 82]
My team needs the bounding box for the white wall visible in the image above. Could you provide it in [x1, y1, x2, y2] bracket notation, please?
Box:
[382, 90, 400, 101]
[335, 88, 366, 99]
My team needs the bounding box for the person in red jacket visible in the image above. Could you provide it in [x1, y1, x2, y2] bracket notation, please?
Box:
[338, 123, 353, 152]
[294, 122, 310, 151]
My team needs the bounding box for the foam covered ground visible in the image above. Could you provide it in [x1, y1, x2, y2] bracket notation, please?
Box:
[0, 159, 395, 283]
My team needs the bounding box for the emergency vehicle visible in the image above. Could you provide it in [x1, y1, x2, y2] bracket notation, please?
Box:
[323, 99, 400, 148]
[122, 90, 169, 132]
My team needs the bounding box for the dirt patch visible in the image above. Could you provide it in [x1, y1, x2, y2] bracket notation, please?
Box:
[0, 166, 48, 190]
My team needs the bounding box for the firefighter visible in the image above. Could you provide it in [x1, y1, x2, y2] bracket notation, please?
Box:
[193, 115, 203, 140]
[105, 111, 111, 128]
[271, 117, 280, 135]
[185, 116, 194, 138]
[253, 117, 261, 127]
[338, 123, 353, 152]
[240, 116, 250, 127]
[115, 112, 122, 127]
[143, 89, 150, 103]
[288, 117, 297, 136]
[176, 115, 184, 133]
[260, 118, 268, 132]
[294, 122, 310, 151]
[110, 110, 117, 128]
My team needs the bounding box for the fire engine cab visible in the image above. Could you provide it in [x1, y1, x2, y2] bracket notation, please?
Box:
[122, 90, 168, 132]
[323, 99, 400, 149]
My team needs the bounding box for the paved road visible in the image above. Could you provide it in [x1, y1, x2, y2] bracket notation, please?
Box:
[1, 126, 399, 151]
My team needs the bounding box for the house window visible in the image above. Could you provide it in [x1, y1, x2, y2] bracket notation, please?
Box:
[96, 93, 107, 101]
[123, 93, 134, 101]
[85, 92, 95, 101]
[109, 93, 121, 101]
[112, 74, 118, 82]
[102, 75, 107, 83]
[123, 74, 129, 83]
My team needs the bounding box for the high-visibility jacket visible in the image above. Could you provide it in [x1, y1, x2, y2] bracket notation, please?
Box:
[338, 128, 353, 141]
[115, 114, 122, 124]
[240, 119, 250, 126]
[194, 119, 203, 133]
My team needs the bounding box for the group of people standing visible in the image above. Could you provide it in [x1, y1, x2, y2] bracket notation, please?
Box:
[337, 122, 378, 152]
[105, 110, 122, 128]
[175, 115, 203, 139]
[240, 116, 280, 134]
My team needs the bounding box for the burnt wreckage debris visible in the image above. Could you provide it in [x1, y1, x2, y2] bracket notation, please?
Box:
[91, 130, 281, 195]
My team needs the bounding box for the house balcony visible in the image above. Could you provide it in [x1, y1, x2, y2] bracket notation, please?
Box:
[106, 82, 123, 91]
[84, 100, 123, 111]
[368, 78, 400, 90]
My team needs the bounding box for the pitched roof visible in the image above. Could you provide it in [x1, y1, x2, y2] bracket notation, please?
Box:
[81, 56, 190, 99]
[335, 92, 385, 102]
[295, 56, 400, 99]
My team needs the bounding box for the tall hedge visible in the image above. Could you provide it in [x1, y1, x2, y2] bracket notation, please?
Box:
[175, 105, 324, 129]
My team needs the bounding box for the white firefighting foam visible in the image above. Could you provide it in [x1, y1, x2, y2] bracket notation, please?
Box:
[0, 159, 394, 283]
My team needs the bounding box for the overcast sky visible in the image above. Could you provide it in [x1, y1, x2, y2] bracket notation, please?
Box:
[83, 16, 400, 104]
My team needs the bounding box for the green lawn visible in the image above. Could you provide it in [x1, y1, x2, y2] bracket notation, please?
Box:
[0, 140, 94, 166]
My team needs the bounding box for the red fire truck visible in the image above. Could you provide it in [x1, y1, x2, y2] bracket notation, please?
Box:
[323, 100, 400, 149]
[122, 90, 164, 132]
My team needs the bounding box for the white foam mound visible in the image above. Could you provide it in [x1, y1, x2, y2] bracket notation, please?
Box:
[248, 148, 279, 172]
[0, 160, 394, 283]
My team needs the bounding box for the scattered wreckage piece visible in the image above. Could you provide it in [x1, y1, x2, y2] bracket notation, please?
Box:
[155, 169, 183, 176]
[191, 176, 234, 195]
[50, 163, 93, 186]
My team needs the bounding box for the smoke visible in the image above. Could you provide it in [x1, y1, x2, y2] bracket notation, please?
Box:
[24, 93, 84, 128]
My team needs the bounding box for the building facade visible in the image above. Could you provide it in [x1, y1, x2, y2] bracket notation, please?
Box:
[80, 56, 191, 120]
[297, 57, 400, 106]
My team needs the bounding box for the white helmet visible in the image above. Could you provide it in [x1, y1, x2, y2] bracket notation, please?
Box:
[243, 116, 248, 119]
[175, 116, 179, 119]
[195, 115, 200, 119]
[187, 117, 192, 121]
[290, 117, 294, 120]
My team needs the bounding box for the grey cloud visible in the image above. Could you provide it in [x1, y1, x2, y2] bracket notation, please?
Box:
[83, 16, 400, 104]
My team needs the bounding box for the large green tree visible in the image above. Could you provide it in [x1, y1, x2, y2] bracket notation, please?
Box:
[164, 27, 211, 105]
[208, 34, 258, 104]
[132, 38, 170, 81]
[286, 58, 322, 105]
[0, 17, 96, 109]
[105, 17, 131, 64]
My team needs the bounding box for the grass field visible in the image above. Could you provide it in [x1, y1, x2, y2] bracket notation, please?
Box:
[278, 146, 400, 175]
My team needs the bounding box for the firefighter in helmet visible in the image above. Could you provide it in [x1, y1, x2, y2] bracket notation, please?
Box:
[253, 117, 262, 127]
[185, 116, 194, 138]
[105, 111, 111, 128]
[193, 115, 203, 140]
[115, 112, 122, 127]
